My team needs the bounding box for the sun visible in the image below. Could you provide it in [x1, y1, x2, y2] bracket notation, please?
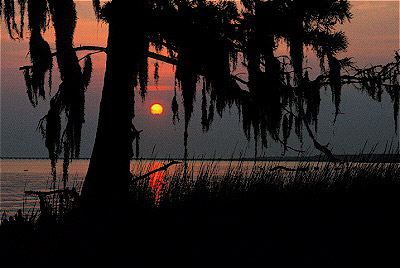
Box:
[150, 103, 164, 115]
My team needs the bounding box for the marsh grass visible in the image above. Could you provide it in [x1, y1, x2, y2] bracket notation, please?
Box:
[129, 160, 400, 209]
[1, 157, 399, 267]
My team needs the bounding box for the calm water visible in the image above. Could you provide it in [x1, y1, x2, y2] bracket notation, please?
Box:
[1, 159, 315, 215]
[1, 159, 86, 216]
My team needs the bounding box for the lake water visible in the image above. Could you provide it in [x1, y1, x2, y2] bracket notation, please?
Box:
[1, 158, 317, 216]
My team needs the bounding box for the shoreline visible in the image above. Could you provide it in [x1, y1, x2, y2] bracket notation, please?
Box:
[1, 153, 399, 163]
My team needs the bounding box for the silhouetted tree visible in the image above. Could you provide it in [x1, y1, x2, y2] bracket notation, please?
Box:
[2, 0, 399, 215]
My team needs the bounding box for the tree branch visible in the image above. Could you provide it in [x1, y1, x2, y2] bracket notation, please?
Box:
[147, 51, 178, 65]
[275, 136, 305, 153]
[301, 117, 340, 162]
[231, 74, 249, 85]
[283, 107, 340, 162]
[131, 160, 182, 183]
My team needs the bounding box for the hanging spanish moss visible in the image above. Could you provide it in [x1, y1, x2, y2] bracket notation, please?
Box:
[171, 87, 180, 124]
[22, 68, 34, 105]
[62, 140, 70, 189]
[139, 37, 150, 99]
[294, 114, 304, 144]
[2, 0, 399, 195]
[386, 84, 400, 133]
[37, 96, 61, 184]
[17, 0, 26, 37]
[176, 48, 197, 124]
[153, 62, 160, 86]
[282, 114, 291, 153]
[82, 55, 93, 89]
[92, 0, 101, 20]
[28, 29, 52, 100]
[27, 0, 48, 32]
[48, 0, 86, 186]
[301, 72, 321, 132]
[328, 54, 342, 119]
[201, 80, 209, 132]
[2, 0, 90, 188]
[3, 0, 18, 38]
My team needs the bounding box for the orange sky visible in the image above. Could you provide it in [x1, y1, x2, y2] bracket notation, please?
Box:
[1, 1, 398, 158]
[2, 0, 397, 78]
[0, 0, 398, 97]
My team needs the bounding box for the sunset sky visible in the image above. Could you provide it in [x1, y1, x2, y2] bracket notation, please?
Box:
[1, 1, 399, 159]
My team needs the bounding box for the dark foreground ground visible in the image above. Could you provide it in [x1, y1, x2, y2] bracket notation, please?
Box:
[1, 163, 399, 267]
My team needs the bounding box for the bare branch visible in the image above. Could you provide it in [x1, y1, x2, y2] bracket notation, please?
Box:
[283, 107, 340, 162]
[231, 74, 249, 85]
[275, 136, 305, 153]
[131, 160, 182, 183]
[147, 51, 178, 65]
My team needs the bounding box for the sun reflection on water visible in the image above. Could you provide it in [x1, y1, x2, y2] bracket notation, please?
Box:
[148, 162, 167, 205]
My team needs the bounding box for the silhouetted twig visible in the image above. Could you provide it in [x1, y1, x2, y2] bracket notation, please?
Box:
[131, 160, 182, 183]
[269, 166, 309, 172]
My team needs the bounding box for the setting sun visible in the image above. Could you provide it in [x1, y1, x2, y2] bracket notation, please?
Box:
[150, 103, 164, 115]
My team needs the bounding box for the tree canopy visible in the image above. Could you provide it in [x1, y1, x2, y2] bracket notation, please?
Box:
[1, 0, 399, 188]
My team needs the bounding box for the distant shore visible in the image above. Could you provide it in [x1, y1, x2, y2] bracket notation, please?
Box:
[1, 153, 399, 163]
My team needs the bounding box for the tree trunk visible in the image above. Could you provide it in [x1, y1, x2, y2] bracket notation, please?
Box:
[80, 1, 145, 214]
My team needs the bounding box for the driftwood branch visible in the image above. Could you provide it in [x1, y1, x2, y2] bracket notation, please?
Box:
[131, 160, 182, 183]
[269, 166, 310, 172]
[24, 189, 79, 218]
[25, 188, 78, 197]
